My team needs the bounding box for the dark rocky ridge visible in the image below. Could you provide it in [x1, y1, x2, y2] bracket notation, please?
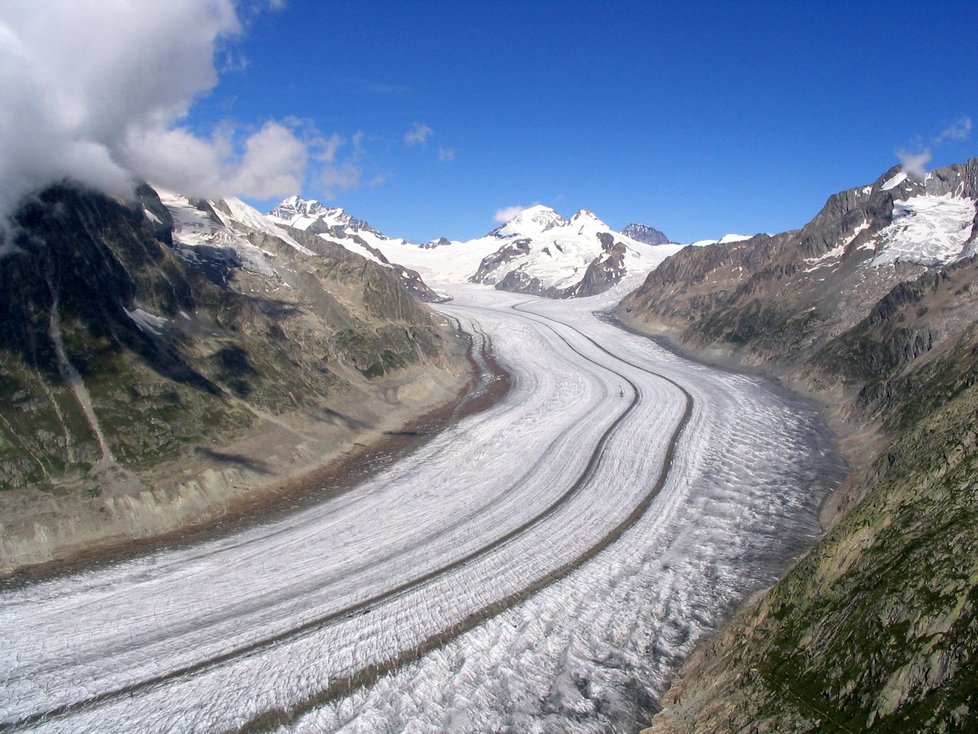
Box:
[0, 182, 469, 572]
[617, 159, 978, 732]
[622, 222, 669, 245]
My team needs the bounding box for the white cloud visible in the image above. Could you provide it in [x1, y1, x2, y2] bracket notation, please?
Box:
[228, 121, 307, 198]
[494, 205, 525, 225]
[315, 132, 345, 163]
[933, 116, 972, 144]
[122, 126, 228, 199]
[219, 48, 250, 73]
[405, 123, 434, 146]
[352, 130, 366, 158]
[321, 162, 363, 198]
[0, 1, 311, 224]
[897, 148, 932, 178]
[438, 147, 456, 162]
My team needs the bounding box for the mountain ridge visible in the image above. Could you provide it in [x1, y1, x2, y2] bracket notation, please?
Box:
[268, 197, 682, 299]
[616, 157, 978, 733]
[621, 222, 670, 245]
[0, 181, 472, 574]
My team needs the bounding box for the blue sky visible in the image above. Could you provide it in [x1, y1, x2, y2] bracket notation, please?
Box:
[143, 1, 978, 242]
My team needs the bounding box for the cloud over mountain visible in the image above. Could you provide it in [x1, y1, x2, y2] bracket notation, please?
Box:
[0, 0, 310, 223]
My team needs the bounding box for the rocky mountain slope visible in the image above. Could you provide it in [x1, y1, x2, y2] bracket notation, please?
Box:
[0, 183, 470, 573]
[269, 198, 682, 298]
[616, 159, 978, 732]
[265, 196, 445, 303]
[622, 222, 670, 245]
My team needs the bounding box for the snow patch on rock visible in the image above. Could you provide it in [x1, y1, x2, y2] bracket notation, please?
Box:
[124, 307, 168, 335]
[881, 171, 908, 191]
[870, 195, 976, 267]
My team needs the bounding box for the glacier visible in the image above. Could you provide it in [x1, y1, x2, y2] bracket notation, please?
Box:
[0, 279, 844, 733]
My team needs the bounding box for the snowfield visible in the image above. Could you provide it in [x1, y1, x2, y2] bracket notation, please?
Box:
[0, 281, 843, 733]
[870, 194, 976, 267]
[268, 198, 687, 295]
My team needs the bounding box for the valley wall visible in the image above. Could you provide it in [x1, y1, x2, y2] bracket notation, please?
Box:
[617, 159, 978, 732]
[0, 184, 476, 576]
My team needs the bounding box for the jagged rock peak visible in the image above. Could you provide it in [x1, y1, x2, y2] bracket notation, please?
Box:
[622, 222, 670, 245]
[268, 195, 336, 221]
[267, 195, 386, 239]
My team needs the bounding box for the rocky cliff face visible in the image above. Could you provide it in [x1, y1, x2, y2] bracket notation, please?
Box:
[0, 183, 469, 572]
[622, 222, 670, 245]
[617, 159, 978, 733]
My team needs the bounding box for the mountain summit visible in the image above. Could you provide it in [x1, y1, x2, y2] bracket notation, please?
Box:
[492, 204, 566, 237]
[262, 200, 680, 299]
[621, 222, 670, 245]
[268, 196, 385, 240]
[455, 204, 679, 297]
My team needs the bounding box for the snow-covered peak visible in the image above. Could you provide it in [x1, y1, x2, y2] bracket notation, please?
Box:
[689, 233, 754, 247]
[267, 196, 357, 231]
[569, 209, 610, 230]
[269, 195, 331, 220]
[267, 196, 397, 247]
[495, 205, 566, 237]
[253, 198, 684, 299]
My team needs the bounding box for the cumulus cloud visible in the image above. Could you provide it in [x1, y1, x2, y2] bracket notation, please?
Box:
[0, 0, 311, 224]
[897, 148, 932, 179]
[438, 147, 456, 162]
[933, 116, 972, 144]
[405, 123, 434, 146]
[494, 205, 525, 225]
[227, 121, 308, 198]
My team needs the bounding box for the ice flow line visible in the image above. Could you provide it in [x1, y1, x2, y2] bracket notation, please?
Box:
[5, 303, 691, 733]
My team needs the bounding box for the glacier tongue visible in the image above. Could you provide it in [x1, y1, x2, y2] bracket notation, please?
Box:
[0, 284, 844, 734]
